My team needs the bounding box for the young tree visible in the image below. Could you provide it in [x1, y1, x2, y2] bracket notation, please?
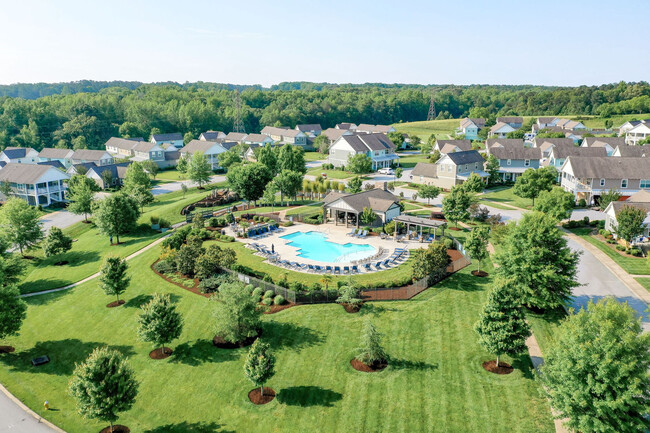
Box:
[257, 143, 278, 174]
[0, 181, 12, 199]
[93, 194, 140, 244]
[212, 282, 262, 344]
[187, 151, 212, 188]
[263, 181, 279, 209]
[141, 160, 159, 180]
[175, 242, 204, 277]
[176, 156, 188, 175]
[356, 319, 387, 366]
[394, 167, 403, 181]
[347, 153, 372, 174]
[533, 188, 575, 221]
[598, 189, 621, 209]
[180, 183, 188, 198]
[67, 175, 98, 221]
[348, 176, 363, 194]
[419, 184, 440, 205]
[313, 134, 330, 154]
[429, 150, 441, 163]
[195, 244, 236, 280]
[100, 169, 114, 190]
[244, 339, 275, 397]
[615, 205, 646, 243]
[387, 131, 405, 148]
[465, 226, 490, 274]
[494, 211, 579, 310]
[474, 278, 531, 367]
[461, 173, 485, 193]
[442, 186, 475, 228]
[226, 163, 273, 204]
[183, 131, 194, 144]
[360, 206, 378, 226]
[512, 166, 556, 206]
[0, 198, 43, 256]
[68, 347, 139, 433]
[485, 154, 501, 185]
[542, 298, 650, 433]
[99, 256, 130, 305]
[137, 293, 183, 356]
[123, 163, 152, 190]
[273, 170, 303, 205]
[43, 227, 73, 257]
[0, 285, 27, 348]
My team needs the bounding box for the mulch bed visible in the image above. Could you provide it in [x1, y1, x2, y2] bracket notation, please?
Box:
[482, 360, 513, 375]
[106, 300, 126, 308]
[594, 234, 646, 260]
[149, 347, 173, 360]
[350, 358, 388, 372]
[248, 387, 276, 405]
[341, 302, 362, 313]
[22, 255, 35, 260]
[213, 329, 262, 349]
[54, 261, 69, 266]
[99, 425, 130, 433]
[263, 303, 295, 314]
[448, 227, 464, 231]
[471, 270, 489, 277]
[446, 249, 464, 262]
[150, 260, 207, 298]
[0, 346, 16, 354]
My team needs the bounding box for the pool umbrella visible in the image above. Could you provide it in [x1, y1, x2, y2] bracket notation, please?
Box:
[271, 244, 275, 253]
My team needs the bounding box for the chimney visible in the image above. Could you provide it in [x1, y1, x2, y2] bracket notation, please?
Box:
[375, 181, 387, 191]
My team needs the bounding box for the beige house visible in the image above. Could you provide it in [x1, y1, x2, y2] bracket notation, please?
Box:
[412, 150, 487, 190]
[433, 139, 472, 154]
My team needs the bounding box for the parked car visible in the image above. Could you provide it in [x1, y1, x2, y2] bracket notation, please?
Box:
[378, 168, 394, 175]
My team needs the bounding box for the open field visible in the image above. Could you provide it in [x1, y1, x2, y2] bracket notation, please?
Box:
[580, 113, 650, 129]
[398, 153, 430, 168]
[304, 151, 327, 161]
[393, 119, 458, 140]
[0, 244, 554, 433]
[481, 187, 532, 210]
[568, 228, 650, 275]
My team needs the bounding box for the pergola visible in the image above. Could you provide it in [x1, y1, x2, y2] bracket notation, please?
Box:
[392, 215, 447, 240]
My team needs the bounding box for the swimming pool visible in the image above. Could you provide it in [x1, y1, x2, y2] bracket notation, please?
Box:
[280, 231, 376, 263]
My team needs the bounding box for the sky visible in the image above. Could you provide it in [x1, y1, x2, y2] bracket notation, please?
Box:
[0, 0, 647, 87]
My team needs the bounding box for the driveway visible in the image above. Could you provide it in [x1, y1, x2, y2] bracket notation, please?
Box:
[39, 210, 85, 233]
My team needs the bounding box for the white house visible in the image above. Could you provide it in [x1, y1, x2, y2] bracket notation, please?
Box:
[0, 163, 69, 206]
[328, 133, 399, 171]
[151, 133, 184, 148]
[38, 148, 74, 168]
[604, 190, 650, 239]
[580, 137, 626, 156]
[625, 123, 650, 146]
[261, 126, 308, 147]
[488, 122, 516, 138]
[0, 147, 39, 164]
[199, 131, 226, 142]
[179, 140, 228, 170]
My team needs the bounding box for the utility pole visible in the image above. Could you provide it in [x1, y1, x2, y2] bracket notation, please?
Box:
[426, 95, 436, 121]
[233, 90, 245, 133]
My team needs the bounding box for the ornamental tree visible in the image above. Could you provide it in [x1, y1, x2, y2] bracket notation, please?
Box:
[99, 256, 130, 304]
[188, 151, 212, 187]
[474, 278, 531, 367]
[273, 169, 303, 205]
[43, 227, 73, 258]
[360, 206, 378, 226]
[494, 211, 579, 310]
[212, 282, 262, 344]
[542, 298, 650, 433]
[347, 153, 372, 174]
[465, 226, 490, 274]
[615, 205, 646, 242]
[244, 339, 275, 397]
[485, 154, 501, 185]
[257, 143, 278, 175]
[347, 176, 363, 193]
[355, 319, 387, 366]
[512, 166, 556, 206]
[462, 173, 485, 193]
[419, 184, 441, 205]
[0, 285, 27, 344]
[412, 241, 451, 284]
[93, 193, 140, 244]
[176, 156, 188, 174]
[137, 293, 184, 356]
[226, 163, 273, 204]
[67, 175, 98, 221]
[0, 198, 43, 256]
[533, 188, 575, 221]
[68, 347, 139, 433]
[442, 185, 475, 228]
[195, 244, 236, 280]
[122, 162, 151, 191]
[141, 159, 159, 180]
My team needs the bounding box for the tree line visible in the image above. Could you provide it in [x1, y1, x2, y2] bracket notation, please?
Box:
[1, 81, 649, 151]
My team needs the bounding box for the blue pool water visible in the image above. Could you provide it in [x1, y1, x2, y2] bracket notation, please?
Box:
[280, 231, 376, 263]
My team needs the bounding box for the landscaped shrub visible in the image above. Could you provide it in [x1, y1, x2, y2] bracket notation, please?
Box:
[158, 217, 171, 229]
[583, 216, 590, 225]
[262, 274, 273, 283]
[244, 284, 255, 294]
[162, 225, 192, 250]
[599, 229, 611, 237]
[310, 282, 322, 291]
[219, 235, 234, 242]
[442, 237, 454, 250]
[251, 287, 263, 300]
[274, 295, 285, 305]
[263, 290, 275, 299]
[597, 220, 606, 229]
[615, 244, 626, 251]
[150, 215, 160, 225]
[153, 260, 175, 274]
[199, 276, 222, 293]
[578, 198, 586, 207]
[290, 281, 305, 292]
[261, 297, 273, 306]
[628, 248, 643, 257]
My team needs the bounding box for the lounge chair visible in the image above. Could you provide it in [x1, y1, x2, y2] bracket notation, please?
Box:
[343, 266, 350, 274]
[279, 260, 290, 267]
[364, 263, 372, 271]
[334, 266, 341, 274]
[307, 264, 316, 272]
[383, 259, 391, 267]
[375, 262, 382, 269]
[314, 265, 324, 273]
[351, 265, 359, 273]
[347, 228, 358, 236]
[358, 230, 368, 238]
[325, 266, 333, 273]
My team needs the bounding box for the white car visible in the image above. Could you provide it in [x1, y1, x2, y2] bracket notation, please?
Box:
[378, 168, 394, 175]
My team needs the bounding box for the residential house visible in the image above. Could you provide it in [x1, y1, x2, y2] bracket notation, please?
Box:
[37, 160, 66, 171]
[560, 156, 650, 205]
[534, 137, 575, 160]
[224, 132, 248, 143]
[488, 122, 516, 138]
[86, 162, 131, 190]
[105, 137, 140, 158]
[66, 162, 97, 176]
[71, 149, 114, 166]
[130, 141, 172, 167]
[457, 118, 485, 140]
[321, 128, 353, 144]
[604, 190, 650, 239]
[323, 187, 401, 227]
[486, 138, 525, 150]
[548, 146, 607, 177]
[618, 120, 650, 136]
[179, 140, 228, 170]
[487, 141, 541, 182]
[612, 145, 648, 157]
[295, 124, 322, 137]
[554, 118, 586, 132]
[434, 139, 472, 155]
[0, 163, 69, 206]
[335, 123, 357, 131]
[625, 122, 650, 146]
[581, 137, 626, 156]
[151, 132, 184, 149]
[260, 126, 307, 147]
[411, 150, 487, 190]
[496, 116, 523, 129]
[199, 131, 226, 142]
[38, 148, 74, 168]
[535, 117, 558, 131]
[0, 147, 39, 164]
[355, 124, 396, 134]
[243, 133, 275, 147]
[328, 133, 399, 171]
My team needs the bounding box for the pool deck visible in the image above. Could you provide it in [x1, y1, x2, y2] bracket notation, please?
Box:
[232, 222, 433, 272]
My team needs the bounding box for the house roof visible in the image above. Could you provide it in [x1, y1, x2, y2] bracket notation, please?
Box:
[37, 160, 66, 170]
[489, 122, 515, 133]
[445, 150, 485, 165]
[565, 156, 650, 179]
[436, 139, 472, 152]
[489, 146, 541, 160]
[336, 123, 357, 130]
[295, 124, 322, 132]
[537, 117, 556, 124]
[608, 202, 650, 218]
[460, 118, 485, 128]
[582, 137, 626, 148]
[224, 132, 248, 142]
[152, 133, 183, 142]
[221, 142, 238, 150]
[613, 145, 648, 157]
[535, 137, 575, 151]
[628, 123, 650, 133]
[131, 141, 160, 153]
[38, 148, 73, 159]
[104, 137, 140, 151]
[551, 146, 607, 159]
[497, 116, 523, 124]
[337, 133, 395, 153]
[69, 162, 96, 174]
[412, 162, 437, 178]
[200, 131, 225, 141]
[0, 163, 69, 184]
[1, 147, 36, 159]
[323, 188, 399, 214]
[244, 133, 270, 143]
[627, 190, 650, 203]
[88, 162, 131, 180]
[72, 149, 111, 161]
[486, 138, 525, 149]
[355, 124, 394, 134]
[180, 140, 225, 154]
[321, 128, 351, 142]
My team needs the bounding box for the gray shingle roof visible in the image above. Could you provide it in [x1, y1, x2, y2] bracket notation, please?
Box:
[445, 150, 485, 165]
[152, 133, 183, 142]
[336, 123, 357, 130]
[244, 133, 270, 143]
[582, 137, 626, 148]
[105, 137, 139, 151]
[1, 147, 35, 159]
[225, 132, 248, 142]
[295, 124, 322, 132]
[72, 149, 111, 161]
[412, 162, 437, 178]
[551, 146, 607, 159]
[614, 145, 648, 157]
[486, 138, 525, 149]
[323, 189, 399, 213]
[497, 116, 523, 124]
[337, 133, 395, 153]
[37, 160, 65, 170]
[200, 131, 225, 141]
[88, 162, 131, 180]
[436, 139, 472, 152]
[566, 156, 650, 179]
[180, 140, 224, 154]
[38, 148, 73, 159]
[489, 146, 541, 160]
[0, 163, 68, 184]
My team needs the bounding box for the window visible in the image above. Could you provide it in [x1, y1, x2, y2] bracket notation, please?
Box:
[600, 178, 605, 187]
[464, 164, 468, 171]
[641, 179, 650, 189]
[621, 179, 628, 188]
[524, 159, 530, 167]
[507, 159, 512, 166]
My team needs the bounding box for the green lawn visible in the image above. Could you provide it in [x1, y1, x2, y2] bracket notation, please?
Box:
[392, 119, 459, 141]
[285, 203, 323, 217]
[526, 307, 567, 356]
[581, 113, 650, 130]
[17, 222, 162, 294]
[155, 168, 187, 181]
[304, 151, 327, 161]
[141, 182, 230, 225]
[0, 245, 554, 433]
[398, 154, 430, 168]
[306, 167, 357, 180]
[636, 278, 650, 292]
[481, 187, 532, 210]
[568, 228, 650, 275]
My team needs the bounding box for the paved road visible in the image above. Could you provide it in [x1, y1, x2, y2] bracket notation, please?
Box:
[0, 385, 60, 433]
[151, 175, 226, 196]
[39, 210, 85, 233]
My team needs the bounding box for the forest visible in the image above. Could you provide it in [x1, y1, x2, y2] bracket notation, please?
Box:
[0, 81, 649, 151]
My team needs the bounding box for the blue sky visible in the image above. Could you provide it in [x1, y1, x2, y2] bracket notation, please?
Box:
[0, 0, 646, 86]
